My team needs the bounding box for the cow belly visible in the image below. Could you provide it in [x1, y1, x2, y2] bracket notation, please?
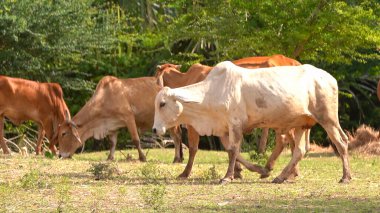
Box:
[3, 108, 40, 125]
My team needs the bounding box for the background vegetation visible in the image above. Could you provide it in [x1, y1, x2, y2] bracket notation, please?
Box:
[1, 0, 379, 151]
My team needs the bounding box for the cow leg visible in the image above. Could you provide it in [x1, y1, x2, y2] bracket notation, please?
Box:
[260, 131, 287, 178]
[48, 143, 58, 156]
[234, 161, 243, 179]
[125, 118, 146, 162]
[219, 135, 265, 178]
[258, 128, 269, 153]
[35, 125, 45, 155]
[321, 123, 351, 183]
[220, 145, 239, 184]
[220, 124, 244, 184]
[0, 116, 10, 154]
[169, 126, 183, 163]
[178, 126, 199, 179]
[287, 135, 300, 180]
[107, 132, 118, 161]
[47, 128, 58, 155]
[305, 129, 311, 152]
[272, 127, 306, 183]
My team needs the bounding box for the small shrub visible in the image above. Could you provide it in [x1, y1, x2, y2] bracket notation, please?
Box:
[44, 151, 54, 159]
[55, 177, 71, 212]
[19, 169, 48, 189]
[249, 151, 269, 167]
[140, 161, 161, 183]
[200, 165, 220, 182]
[241, 129, 276, 153]
[88, 162, 120, 180]
[140, 183, 166, 211]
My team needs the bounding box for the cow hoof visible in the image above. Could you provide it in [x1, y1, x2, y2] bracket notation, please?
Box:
[259, 168, 270, 179]
[272, 177, 285, 184]
[219, 177, 233, 185]
[234, 172, 243, 179]
[107, 156, 114, 161]
[177, 173, 189, 180]
[339, 178, 351, 184]
[1, 150, 11, 155]
[172, 157, 184, 164]
[139, 156, 147, 162]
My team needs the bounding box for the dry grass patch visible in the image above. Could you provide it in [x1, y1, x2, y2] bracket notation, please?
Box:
[347, 124, 380, 155]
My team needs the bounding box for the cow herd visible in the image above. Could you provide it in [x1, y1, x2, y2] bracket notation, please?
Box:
[3, 54, 378, 184]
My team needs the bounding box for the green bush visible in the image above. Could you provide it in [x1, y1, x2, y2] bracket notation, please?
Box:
[19, 169, 48, 190]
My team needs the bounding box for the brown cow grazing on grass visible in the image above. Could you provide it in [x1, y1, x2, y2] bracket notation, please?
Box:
[58, 76, 183, 162]
[153, 61, 351, 184]
[155, 54, 307, 179]
[0, 75, 77, 155]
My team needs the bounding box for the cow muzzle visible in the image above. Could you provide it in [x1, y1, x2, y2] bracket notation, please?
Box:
[58, 152, 72, 159]
[152, 126, 166, 136]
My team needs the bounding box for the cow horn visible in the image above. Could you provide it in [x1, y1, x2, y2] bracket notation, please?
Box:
[156, 65, 162, 69]
[65, 110, 70, 123]
[157, 76, 164, 88]
[69, 120, 78, 129]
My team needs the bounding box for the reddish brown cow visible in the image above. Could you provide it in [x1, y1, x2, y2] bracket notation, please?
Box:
[0, 76, 77, 155]
[155, 55, 305, 179]
[57, 76, 183, 162]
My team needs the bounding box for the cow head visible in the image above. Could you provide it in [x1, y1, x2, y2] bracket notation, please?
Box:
[152, 87, 184, 135]
[57, 111, 82, 158]
[155, 64, 182, 87]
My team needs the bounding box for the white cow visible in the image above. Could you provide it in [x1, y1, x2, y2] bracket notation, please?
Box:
[153, 61, 351, 184]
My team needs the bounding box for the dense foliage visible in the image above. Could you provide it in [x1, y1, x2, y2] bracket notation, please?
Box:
[1, 0, 379, 149]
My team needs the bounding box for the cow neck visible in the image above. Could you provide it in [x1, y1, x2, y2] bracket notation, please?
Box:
[179, 102, 225, 137]
[163, 70, 189, 88]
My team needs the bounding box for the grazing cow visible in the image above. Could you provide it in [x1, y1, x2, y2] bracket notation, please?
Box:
[153, 62, 351, 184]
[155, 55, 306, 179]
[0, 75, 77, 155]
[58, 76, 183, 162]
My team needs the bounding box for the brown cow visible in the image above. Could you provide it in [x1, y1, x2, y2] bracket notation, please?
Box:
[0, 75, 78, 155]
[57, 76, 183, 162]
[155, 54, 306, 179]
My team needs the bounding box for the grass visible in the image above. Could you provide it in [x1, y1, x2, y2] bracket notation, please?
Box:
[0, 148, 379, 212]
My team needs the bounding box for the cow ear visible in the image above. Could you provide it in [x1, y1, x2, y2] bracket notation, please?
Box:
[175, 65, 182, 70]
[171, 89, 201, 103]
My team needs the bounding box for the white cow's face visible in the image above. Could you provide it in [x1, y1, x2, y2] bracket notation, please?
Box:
[153, 87, 183, 135]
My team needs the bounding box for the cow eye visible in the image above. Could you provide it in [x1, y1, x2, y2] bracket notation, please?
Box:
[61, 132, 67, 137]
[159, 102, 166, 108]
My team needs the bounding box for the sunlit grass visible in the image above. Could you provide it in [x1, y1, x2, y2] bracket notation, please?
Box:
[0, 148, 379, 212]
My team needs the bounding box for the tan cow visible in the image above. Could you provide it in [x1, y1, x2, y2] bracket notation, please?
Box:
[58, 76, 183, 162]
[153, 62, 351, 184]
[155, 55, 306, 179]
[0, 75, 78, 155]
